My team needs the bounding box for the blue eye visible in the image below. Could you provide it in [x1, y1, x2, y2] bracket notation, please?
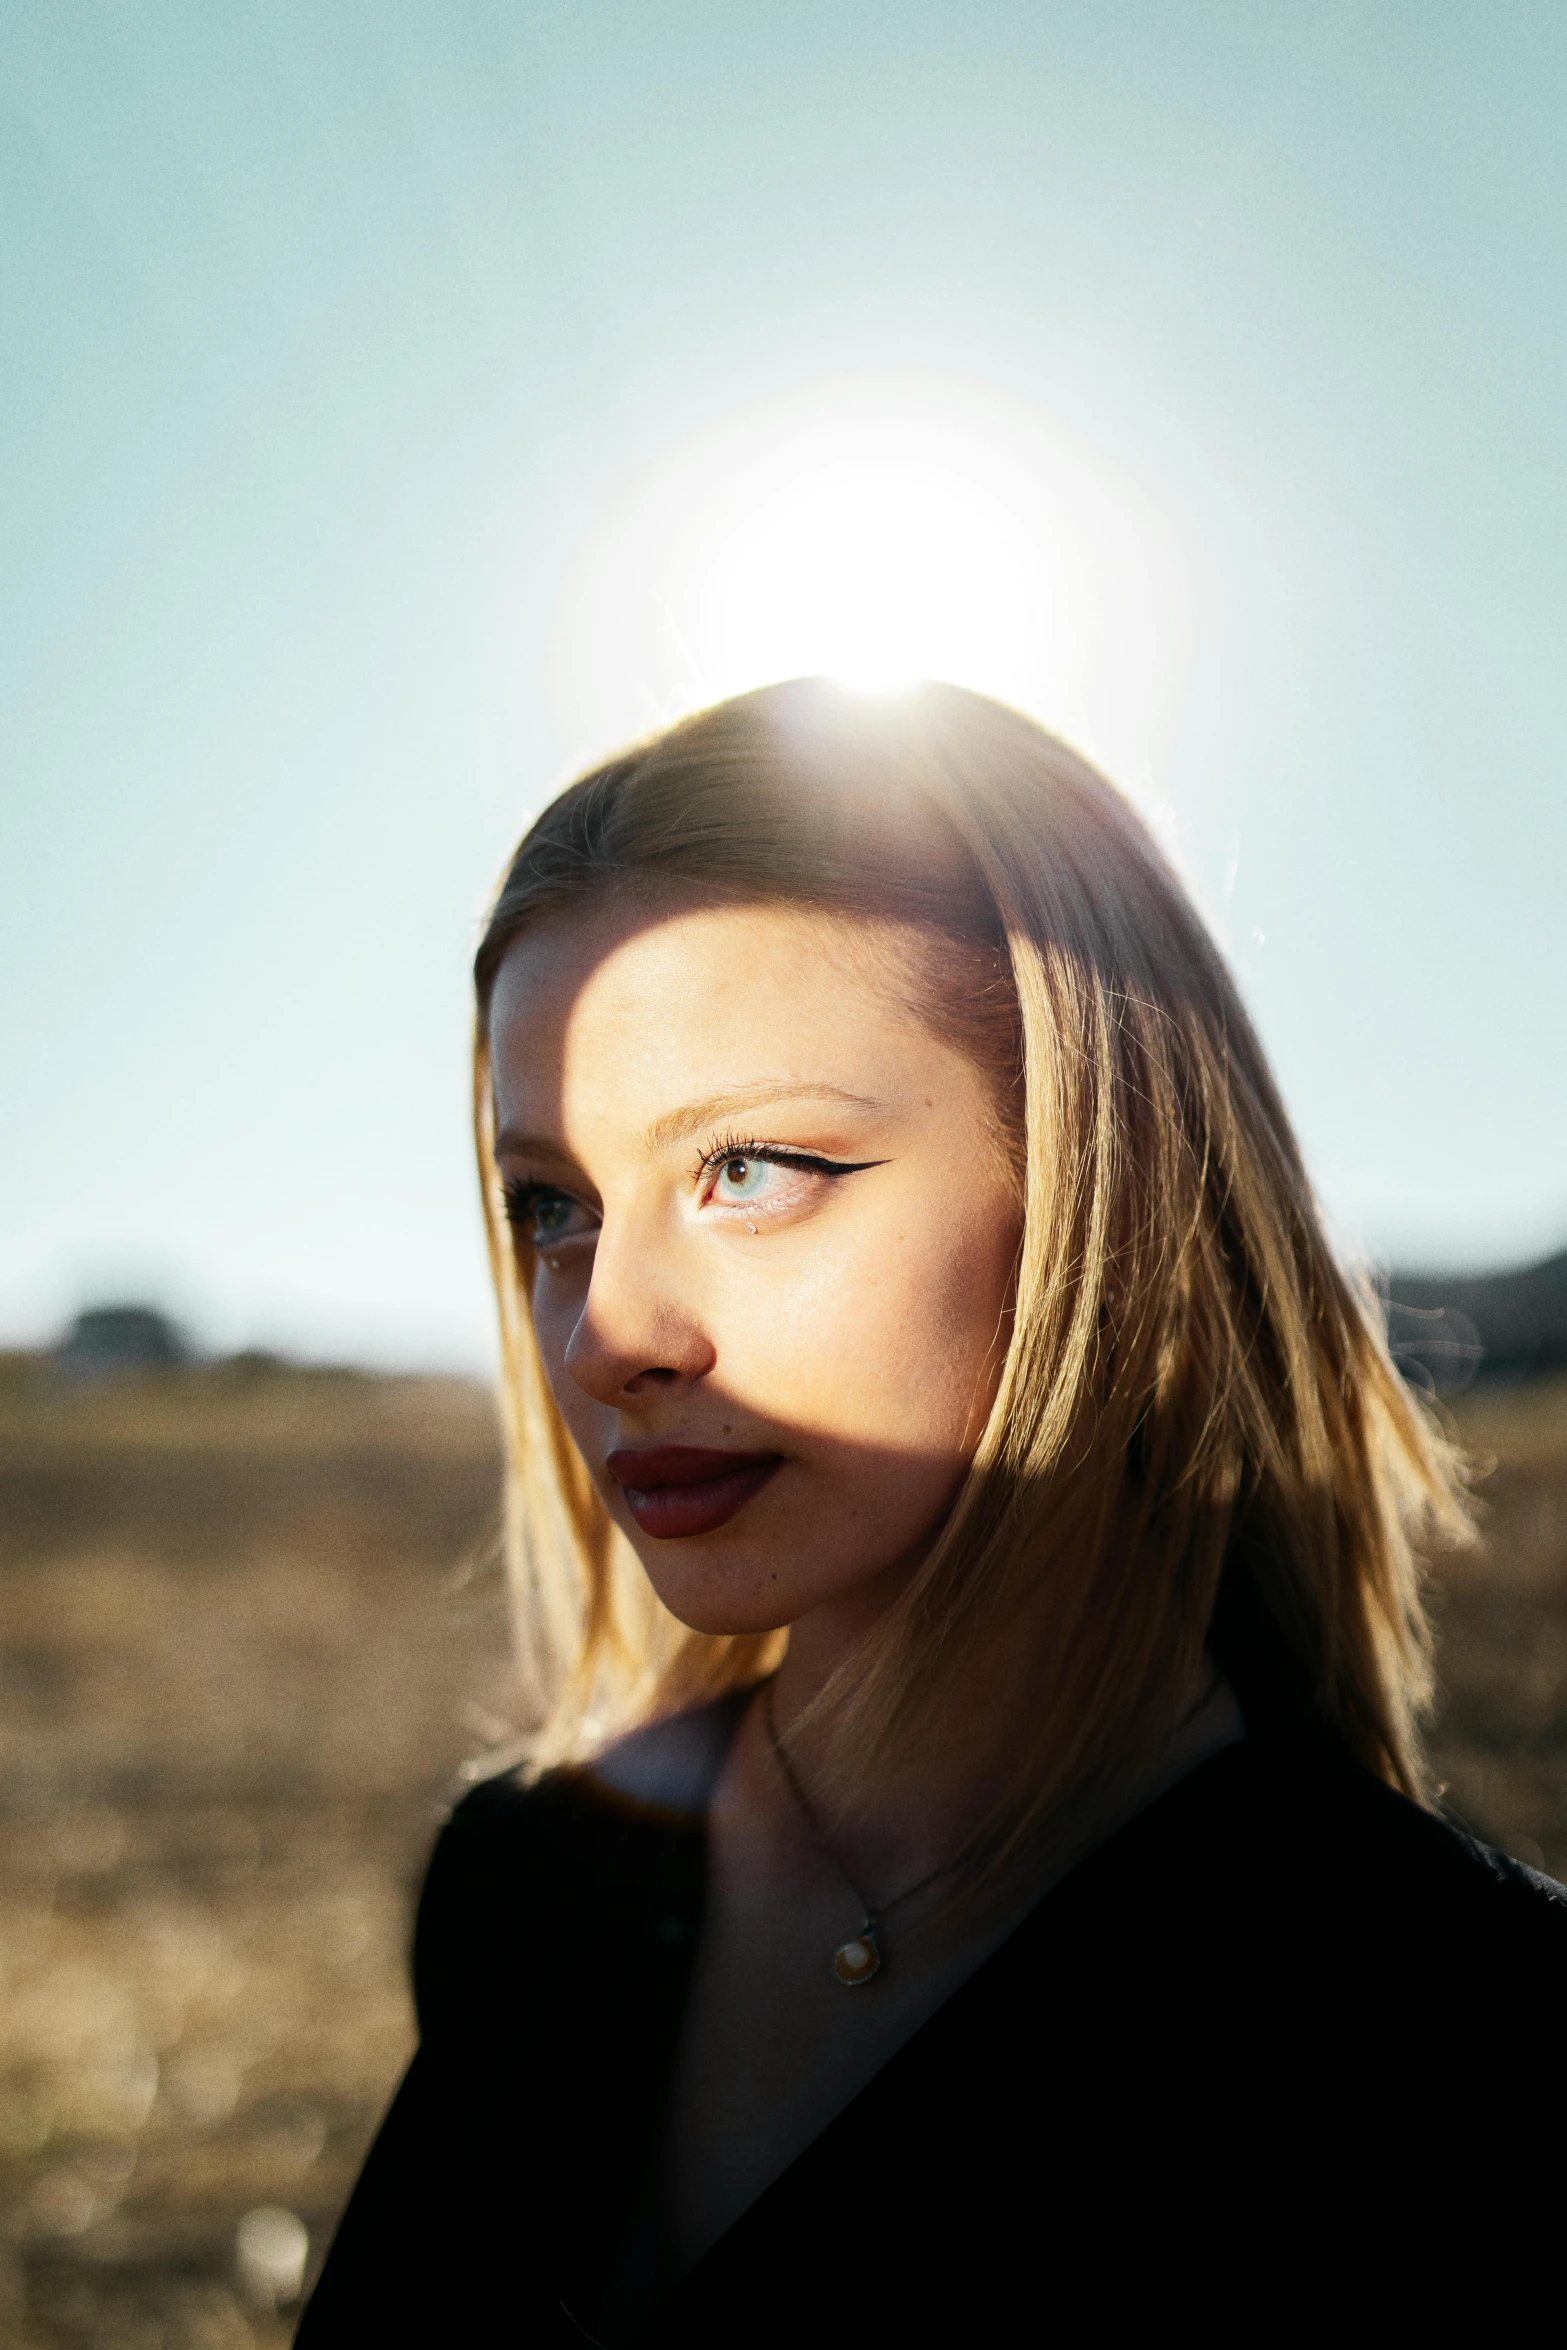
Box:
[503, 1182, 594, 1250]
[713, 1155, 772, 1202]
[701, 1140, 884, 1213]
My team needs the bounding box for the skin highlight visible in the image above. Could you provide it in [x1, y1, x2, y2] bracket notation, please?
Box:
[487, 892, 1024, 1695]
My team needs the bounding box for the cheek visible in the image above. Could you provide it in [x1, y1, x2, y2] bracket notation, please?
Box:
[527, 1276, 589, 1422]
[878, 1219, 1016, 1438]
[741, 1193, 1018, 1452]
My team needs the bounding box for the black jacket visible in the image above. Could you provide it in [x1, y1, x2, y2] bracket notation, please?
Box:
[297, 1722, 1566, 2343]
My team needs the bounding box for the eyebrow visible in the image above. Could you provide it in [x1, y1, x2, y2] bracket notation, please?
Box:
[642, 1082, 884, 1153]
[492, 1082, 883, 1164]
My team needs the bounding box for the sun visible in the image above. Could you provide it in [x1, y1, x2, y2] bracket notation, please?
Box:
[558, 381, 1185, 793]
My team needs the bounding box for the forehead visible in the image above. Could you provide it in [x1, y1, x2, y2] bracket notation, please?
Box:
[486, 897, 947, 1132]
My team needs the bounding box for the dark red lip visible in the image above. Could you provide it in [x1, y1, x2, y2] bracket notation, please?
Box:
[605, 1445, 783, 1539]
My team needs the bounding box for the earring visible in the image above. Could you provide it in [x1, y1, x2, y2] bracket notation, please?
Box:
[746, 1222, 758, 1235]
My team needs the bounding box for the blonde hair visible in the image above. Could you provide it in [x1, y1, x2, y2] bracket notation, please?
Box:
[473, 678, 1472, 1831]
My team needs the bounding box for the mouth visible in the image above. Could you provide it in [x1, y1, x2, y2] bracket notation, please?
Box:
[605, 1445, 784, 1540]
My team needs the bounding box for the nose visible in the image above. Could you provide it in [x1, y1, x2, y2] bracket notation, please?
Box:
[560, 1223, 717, 1405]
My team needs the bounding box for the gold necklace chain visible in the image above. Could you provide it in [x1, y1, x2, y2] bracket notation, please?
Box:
[761, 1679, 971, 1988]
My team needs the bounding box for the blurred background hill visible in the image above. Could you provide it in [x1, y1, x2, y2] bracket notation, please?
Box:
[1390, 1250, 1567, 1388]
[1, 1308, 1564, 2345]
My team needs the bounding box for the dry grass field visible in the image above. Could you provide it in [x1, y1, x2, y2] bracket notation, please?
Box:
[0, 1361, 512, 2350]
[0, 1356, 1564, 2348]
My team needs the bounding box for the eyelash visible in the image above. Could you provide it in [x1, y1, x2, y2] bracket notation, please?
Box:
[694, 1133, 855, 1188]
[501, 1178, 565, 1228]
[500, 1137, 871, 1234]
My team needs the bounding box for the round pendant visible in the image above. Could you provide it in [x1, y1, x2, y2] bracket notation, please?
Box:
[832, 1929, 882, 1987]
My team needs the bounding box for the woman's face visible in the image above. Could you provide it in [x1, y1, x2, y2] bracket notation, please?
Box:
[487, 895, 1022, 1643]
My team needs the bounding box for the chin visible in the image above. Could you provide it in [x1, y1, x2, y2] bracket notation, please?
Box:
[643, 1576, 798, 1641]
[631, 1543, 812, 1639]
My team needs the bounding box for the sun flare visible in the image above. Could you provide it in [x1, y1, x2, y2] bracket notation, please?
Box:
[560, 382, 1185, 792]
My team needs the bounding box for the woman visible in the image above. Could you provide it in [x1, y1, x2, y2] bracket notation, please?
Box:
[299, 679, 1562, 2344]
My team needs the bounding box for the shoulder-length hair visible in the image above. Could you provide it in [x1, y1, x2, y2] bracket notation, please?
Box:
[472, 678, 1471, 1827]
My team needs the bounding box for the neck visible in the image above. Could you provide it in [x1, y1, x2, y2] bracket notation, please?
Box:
[758, 1584, 1226, 1925]
[763, 1604, 1026, 1909]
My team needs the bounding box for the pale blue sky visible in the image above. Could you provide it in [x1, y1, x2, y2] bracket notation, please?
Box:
[3, 2, 1564, 1366]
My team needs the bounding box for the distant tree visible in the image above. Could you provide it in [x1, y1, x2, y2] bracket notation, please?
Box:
[58, 1304, 192, 1376]
[1389, 1249, 1567, 1387]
